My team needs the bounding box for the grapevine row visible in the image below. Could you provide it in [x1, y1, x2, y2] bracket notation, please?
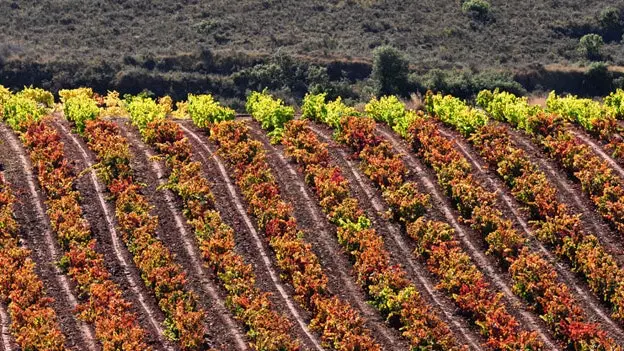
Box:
[427, 90, 624, 325]
[207, 118, 381, 350]
[417, 95, 620, 350]
[140, 118, 302, 350]
[477, 91, 624, 236]
[545, 91, 624, 161]
[127, 92, 381, 350]
[281, 118, 540, 350]
[73, 113, 208, 349]
[409, 113, 616, 350]
[0, 171, 66, 350]
[1, 89, 151, 350]
[304, 93, 617, 350]
[121, 112, 304, 350]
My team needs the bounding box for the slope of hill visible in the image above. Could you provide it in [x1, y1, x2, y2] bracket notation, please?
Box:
[0, 0, 623, 102]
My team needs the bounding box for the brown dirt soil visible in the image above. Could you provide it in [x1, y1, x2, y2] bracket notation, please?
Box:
[305, 121, 501, 350]
[51, 119, 180, 351]
[371, 123, 565, 349]
[504, 125, 624, 263]
[431, 122, 624, 343]
[0, 123, 99, 351]
[175, 120, 328, 350]
[113, 119, 255, 351]
[245, 121, 408, 349]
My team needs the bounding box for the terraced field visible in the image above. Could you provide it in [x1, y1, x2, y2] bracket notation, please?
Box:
[2, 86, 624, 350]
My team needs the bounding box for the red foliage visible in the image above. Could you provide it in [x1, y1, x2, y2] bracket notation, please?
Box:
[283, 120, 544, 349]
[130, 118, 302, 350]
[16, 119, 150, 350]
[469, 120, 624, 323]
[211, 120, 381, 349]
[406, 116, 616, 349]
[0, 175, 66, 350]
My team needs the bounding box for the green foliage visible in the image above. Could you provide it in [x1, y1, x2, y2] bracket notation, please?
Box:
[0, 85, 11, 107]
[19, 86, 55, 108]
[301, 93, 359, 129]
[461, 0, 491, 19]
[126, 95, 167, 133]
[599, 7, 621, 30]
[364, 95, 406, 126]
[545, 91, 610, 132]
[59, 87, 94, 102]
[325, 98, 359, 129]
[301, 92, 328, 121]
[414, 69, 526, 100]
[578, 33, 604, 60]
[246, 90, 294, 143]
[424, 91, 488, 136]
[585, 62, 613, 96]
[476, 89, 540, 132]
[2, 93, 48, 131]
[187, 94, 235, 128]
[605, 89, 624, 119]
[363, 95, 420, 138]
[62, 89, 100, 133]
[371, 46, 409, 97]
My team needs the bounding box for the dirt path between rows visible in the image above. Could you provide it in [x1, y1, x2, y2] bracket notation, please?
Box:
[505, 126, 624, 262]
[246, 122, 407, 349]
[0, 123, 98, 351]
[0, 306, 11, 351]
[52, 120, 175, 351]
[305, 123, 496, 350]
[570, 128, 624, 180]
[115, 120, 253, 351]
[176, 122, 325, 350]
[433, 124, 624, 341]
[371, 125, 565, 348]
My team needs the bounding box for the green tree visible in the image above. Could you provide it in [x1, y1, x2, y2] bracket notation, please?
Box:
[462, 0, 491, 20]
[372, 46, 409, 97]
[600, 7, 621, 31]
[578, 34, 604, 60]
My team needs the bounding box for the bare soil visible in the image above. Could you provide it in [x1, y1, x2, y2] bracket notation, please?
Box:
[245, 120, 408, 349]
[431, 122, 624, 343]
[0, 123, 99, 351]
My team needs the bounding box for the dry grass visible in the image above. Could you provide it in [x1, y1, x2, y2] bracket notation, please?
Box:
[404, 93, 424, 111]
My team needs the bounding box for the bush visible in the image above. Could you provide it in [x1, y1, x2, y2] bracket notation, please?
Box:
[64, 94, 100, 133]
[584, 62, 612, 95]
[578, 34, 604, 60]
[246, 90, 294, 143]
[126, 95, 167, 134]
[0, 85, 11, 107]
[187, 94, 235, 128]
[19, 86, 55, 108]
[372, 46, 409, 97]
[599, 7, 621, 31]
[462, 0, 491, 20]
[365, 95, 407, 126]
[414, 69, 525, 99]
[301, 93, 359, 129]
[2, 93, 48, 131]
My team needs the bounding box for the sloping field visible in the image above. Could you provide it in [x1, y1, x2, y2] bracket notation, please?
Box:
[2, 86, 624, 350]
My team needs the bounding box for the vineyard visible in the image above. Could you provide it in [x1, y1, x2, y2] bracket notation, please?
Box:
[3, 85, 624, 351]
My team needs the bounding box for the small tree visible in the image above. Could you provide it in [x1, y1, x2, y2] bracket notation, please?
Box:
[584, 62, 612, 95]
[372, 46, 409, 97]
[600, 7, 621, 31]
[462, 0, 491, 20]
[578, 34, 604, 60]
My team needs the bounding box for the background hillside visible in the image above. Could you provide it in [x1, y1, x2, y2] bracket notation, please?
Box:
[1, 0, 623, 106]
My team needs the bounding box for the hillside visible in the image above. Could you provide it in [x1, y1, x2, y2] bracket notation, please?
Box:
[1, 0, 623, 102]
